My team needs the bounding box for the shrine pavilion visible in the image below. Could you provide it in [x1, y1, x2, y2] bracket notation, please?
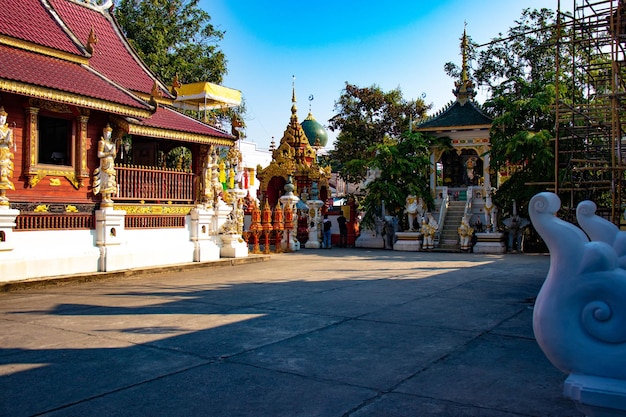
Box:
[415, 29, 502, 252]
[0, 0, 252, 282]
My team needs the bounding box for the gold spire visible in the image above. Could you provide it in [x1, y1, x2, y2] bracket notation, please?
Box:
[461, 24, 469, 84]
[291, 75, 297, 116]
[453, 23, 475, 106]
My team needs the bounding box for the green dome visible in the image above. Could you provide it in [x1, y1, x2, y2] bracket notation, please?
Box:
[301, 112, 328, 147]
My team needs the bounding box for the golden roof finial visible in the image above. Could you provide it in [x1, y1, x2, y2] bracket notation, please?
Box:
[291, 75, 297, 115]
[453, 23, 475, 106]
[461, 22, 469, 83]
[86, 26, 98, 54]
[151, 81, 162, 98]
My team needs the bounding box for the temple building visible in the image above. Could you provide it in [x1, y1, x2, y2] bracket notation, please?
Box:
[0, 0, 251, 282]
[417, 28, 493, 196]
[256, 87, 332, 207]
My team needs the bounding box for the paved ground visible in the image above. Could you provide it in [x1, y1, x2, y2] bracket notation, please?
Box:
[0, 249, 581, 417]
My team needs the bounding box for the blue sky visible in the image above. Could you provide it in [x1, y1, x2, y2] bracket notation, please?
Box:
[203, 1, 563, 151]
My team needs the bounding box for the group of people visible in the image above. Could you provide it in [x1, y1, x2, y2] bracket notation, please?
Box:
[321, 213, 348, 249]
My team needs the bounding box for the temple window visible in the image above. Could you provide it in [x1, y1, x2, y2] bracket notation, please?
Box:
[37, 115, 73, 166]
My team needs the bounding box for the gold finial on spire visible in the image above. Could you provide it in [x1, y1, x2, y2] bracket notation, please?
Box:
[461, 22, 469, 84]
[453, 23, 475, 106]
[291, 75, 297, 115]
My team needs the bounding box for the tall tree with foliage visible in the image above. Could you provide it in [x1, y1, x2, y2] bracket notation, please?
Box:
[446, 8, 577, 216]
[114, 0, 227, 85]
[359, 131, 435, 229]
[328, 83, 434, 228]
[328, 83, 430, 185]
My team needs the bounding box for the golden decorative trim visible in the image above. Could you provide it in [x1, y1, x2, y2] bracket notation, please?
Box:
[0, 79, 153, 118]
[28, 167, 80, 189]
[28, 98, 72, 113]
[0, 35, 88, 65]
[112, 204, 193, 215]
[112, 116, 234, 146]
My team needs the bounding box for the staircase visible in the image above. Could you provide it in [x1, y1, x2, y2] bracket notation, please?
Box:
[438, 201, 465, 251]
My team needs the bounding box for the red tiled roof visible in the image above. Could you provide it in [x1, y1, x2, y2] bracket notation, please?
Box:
[0, 45, 151, 111]
[0, 0, 84, 56]
[140, 106, 233, 139]
[47, 0, 172, 97]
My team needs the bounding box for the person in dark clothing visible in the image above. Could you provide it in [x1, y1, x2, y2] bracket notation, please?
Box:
[322, 215, 332, 249]
[337, 213, 348, 247]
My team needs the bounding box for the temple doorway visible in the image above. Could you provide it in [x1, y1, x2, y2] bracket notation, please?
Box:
[440, 149, 483, 187]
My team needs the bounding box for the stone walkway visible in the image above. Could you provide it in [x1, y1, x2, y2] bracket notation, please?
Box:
[0, 249, 580, 416]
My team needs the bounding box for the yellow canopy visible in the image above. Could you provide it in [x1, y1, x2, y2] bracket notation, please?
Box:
[172, 82, 242, 111]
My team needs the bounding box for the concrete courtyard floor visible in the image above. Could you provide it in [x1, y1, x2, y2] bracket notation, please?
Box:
[0, 249, 581, 417]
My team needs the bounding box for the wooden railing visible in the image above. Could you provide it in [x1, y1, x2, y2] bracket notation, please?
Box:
[125, 215, 186, 229]
[116, 164, 195, 203]
[16, 213, 95, 230]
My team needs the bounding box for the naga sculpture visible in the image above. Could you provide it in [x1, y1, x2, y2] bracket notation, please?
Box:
[529, 192, 626, 416]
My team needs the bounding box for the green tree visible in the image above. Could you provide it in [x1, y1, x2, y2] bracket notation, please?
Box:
[114, 0, 227, 84]
[328, 83, 430, 185]
[359, 131, 435, 230]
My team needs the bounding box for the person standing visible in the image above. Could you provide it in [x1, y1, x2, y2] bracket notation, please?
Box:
[337, 213, 348, 247]
[322, 214, 332, 249]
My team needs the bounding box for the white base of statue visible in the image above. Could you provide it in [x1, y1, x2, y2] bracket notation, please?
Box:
[305, 228, 321, 249]
[473, 232, 506, 254]
[564, 374, 626, 417]
[0, 207, 19, 252]
[220, 234, 249, 258]
[355, 230, 385, 249]
[393, 232, 422, 251]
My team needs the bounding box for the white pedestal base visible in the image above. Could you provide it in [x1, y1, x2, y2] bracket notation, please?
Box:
[473, 232, 506, 254]
[220, 234, 249, 258]
[355, 231, 384, 249]
[393, 232, 422, 251]
[564, 374, 626, 417]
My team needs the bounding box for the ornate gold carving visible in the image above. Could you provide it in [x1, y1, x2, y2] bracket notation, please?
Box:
[0, 80, 152, 118]
[28, 167, 80, 189]
[34, 204, 49, 213]
[78, 115, 89, 179]
[29, 98, 71, 113]
[49, 178, 61, 186]
[113, 204, 193, 215]
[65, 205, 79, 213]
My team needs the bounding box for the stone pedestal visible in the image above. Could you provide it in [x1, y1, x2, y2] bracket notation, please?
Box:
[473, 232, 505, 254]
[0, 207, 19, 251]
[393, 231, 422, 251]
[95, 208, 125, 247]
[355, 229, 385, 249]
[220, 234, 249, 258]
[305, 200, 324, 249]
[564, 374, 626, 417]
[95, 208, 126, 271]
[190, 207, 220, 262]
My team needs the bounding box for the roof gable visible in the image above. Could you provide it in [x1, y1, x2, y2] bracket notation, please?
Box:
[418, 100, 493, 130]
[47, 0, 171, 98]
[0, 0, 85, 56]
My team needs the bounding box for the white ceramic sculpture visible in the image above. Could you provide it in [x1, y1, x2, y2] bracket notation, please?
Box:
[529, 192, 626, 416]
